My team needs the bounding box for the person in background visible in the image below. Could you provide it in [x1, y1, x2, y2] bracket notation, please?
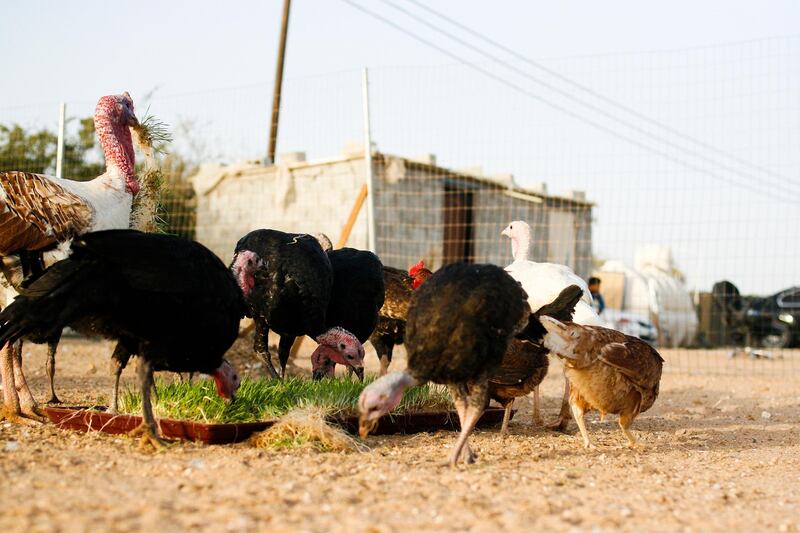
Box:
[588, 276, 605, 315]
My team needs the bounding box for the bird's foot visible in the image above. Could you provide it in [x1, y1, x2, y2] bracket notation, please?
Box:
[0, 408, 45, 426]
[624, 438, 640, 450]
[18, 401, 47, 423]
[461, 448, 477, 465]
[128, 422, 169, 451]
[532, 415, 544, 427]
[546, 416, 570, 432]
[447, 446, 477, 466]
[46, 395, 62, 405]
[582, 440, 596, 450]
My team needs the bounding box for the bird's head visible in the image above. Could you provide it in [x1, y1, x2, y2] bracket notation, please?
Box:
[96, 92, 139, 129]
[316, 327, 365, 380]
[501, 220, 531, 260]
[358, 372, 412, 438]
[408, 260, 433, 289]
[95, 92, 139, 194]
[230, 250, 264, 298]
[211, 359, 241, 402]
[540, 316, 581, 357]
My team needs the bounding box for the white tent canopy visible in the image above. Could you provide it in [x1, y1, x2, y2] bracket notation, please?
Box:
[600, 246, 698, 347]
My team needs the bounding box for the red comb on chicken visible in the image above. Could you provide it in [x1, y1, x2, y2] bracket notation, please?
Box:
[408, 260, 433, 290]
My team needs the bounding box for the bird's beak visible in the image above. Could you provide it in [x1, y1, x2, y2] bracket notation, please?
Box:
[353, 366, 365, 381]
[359, 416, 378, 439]
[501, 227, 511, 238]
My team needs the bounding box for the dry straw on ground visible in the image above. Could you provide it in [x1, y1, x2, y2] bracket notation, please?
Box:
[249, 406, 369, 453]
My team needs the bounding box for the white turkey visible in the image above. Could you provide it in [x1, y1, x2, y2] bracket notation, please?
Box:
[0, 92, 142, 424]
[501, 219, 608, 430]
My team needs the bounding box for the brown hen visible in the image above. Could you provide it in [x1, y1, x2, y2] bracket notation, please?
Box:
[541, 317, 664, 449]
[368, 260, 432, 375]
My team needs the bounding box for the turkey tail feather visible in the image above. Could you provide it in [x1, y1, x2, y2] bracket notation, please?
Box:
[517, 284, 583, 343]
[0, 257, 114, 346]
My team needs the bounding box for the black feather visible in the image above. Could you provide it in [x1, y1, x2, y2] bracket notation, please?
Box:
[517, 284, 584, 342]
[0, 229, 243, 374]
[405, 262, 529, 384]
[235, 229, 332, 339]
[325, 247, 385, 342]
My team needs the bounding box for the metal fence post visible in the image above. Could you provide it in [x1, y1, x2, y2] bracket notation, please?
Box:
[361, 68, 377, 254]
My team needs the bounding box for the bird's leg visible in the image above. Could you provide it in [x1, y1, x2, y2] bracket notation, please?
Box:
[255, 320, 279, 379]
[449, 386, 474, 463]
[45, 336, 61, 404]
[378, 355, 391, 376]
[376, 339, 393, 376]
[500, 400, 513, 435]
[108, 341, 132, 414]
[619, 412, 638, 449]
[109, 359, 124, 414]
[13, 341, 45, 422]
[128, 357, 166, 451]
[546, 375, 572, 432]
[531, 385, 543, 426]
[449, 383, 487, 466]
[0, 342, 28, 425]
[570, 401, 594, 449]
[277, 335, 296, 379]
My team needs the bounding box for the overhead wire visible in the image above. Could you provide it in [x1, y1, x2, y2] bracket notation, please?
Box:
[340, 0, 799, 204]
[406, 0, 800, 190]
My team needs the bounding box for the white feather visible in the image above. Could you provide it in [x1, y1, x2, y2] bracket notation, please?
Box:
[503, 220, 609, 327]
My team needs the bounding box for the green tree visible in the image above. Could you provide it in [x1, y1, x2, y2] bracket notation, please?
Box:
[0, 118, 103, 180]
[0, 124, 57, 174]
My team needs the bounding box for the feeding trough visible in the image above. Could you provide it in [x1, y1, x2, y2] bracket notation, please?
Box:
[43, 406, 512, 445]
[42, 378, 513, 445]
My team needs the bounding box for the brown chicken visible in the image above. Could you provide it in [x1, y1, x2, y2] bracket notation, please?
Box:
[487, 283, 584, 433]
[541, 317, 664, 448]
[368, 260, 432, 375]
[487, 340, 548, 433]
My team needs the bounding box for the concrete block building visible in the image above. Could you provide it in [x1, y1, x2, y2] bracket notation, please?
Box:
[191, 149, 594, 276]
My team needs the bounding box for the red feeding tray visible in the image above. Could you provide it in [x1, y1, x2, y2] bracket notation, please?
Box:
[43, 406, 513, 445]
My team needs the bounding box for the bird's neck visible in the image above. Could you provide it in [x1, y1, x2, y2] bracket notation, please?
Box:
[311, 344, 341, 369]
[386, 371, 420, 393]
[96, 114, 138, 195]
[511, 233, 531, 261]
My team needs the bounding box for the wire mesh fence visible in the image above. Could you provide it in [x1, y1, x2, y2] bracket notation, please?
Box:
[1, 35, 798, 376]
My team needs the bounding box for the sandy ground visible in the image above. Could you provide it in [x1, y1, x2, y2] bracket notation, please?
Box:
[1, 336, 799, 532]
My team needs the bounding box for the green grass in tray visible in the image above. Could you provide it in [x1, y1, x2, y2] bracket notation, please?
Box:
[118, 377, 453, 424]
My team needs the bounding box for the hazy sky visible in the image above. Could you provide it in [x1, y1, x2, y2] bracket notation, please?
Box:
[2, 1, 799, 294]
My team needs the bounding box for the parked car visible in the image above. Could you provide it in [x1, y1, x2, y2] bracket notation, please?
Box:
[602, 309, 658, 345]
[745, 286, 800, 348]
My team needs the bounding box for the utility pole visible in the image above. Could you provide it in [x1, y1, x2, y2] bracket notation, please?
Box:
[266, 0, 291, 165]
